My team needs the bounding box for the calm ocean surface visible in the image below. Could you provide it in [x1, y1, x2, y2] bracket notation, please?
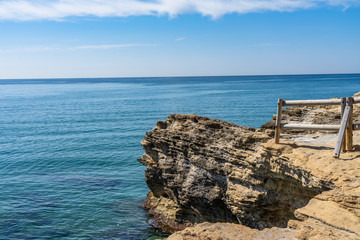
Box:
[1, 74, 360, 239]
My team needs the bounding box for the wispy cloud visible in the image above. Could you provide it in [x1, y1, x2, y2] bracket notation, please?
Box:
[175, 37, 186, 41]
[255, 43, 279, 47]
[0, 0, 358, 21]
[254, 43, 288, 47]
[72, 43, 158, 50]
[0, 43, 158, 53]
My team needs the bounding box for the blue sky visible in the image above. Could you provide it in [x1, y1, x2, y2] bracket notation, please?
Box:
[0, 0, 359, 79]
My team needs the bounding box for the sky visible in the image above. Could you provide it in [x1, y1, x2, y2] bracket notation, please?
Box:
[0, 0, 359, 79]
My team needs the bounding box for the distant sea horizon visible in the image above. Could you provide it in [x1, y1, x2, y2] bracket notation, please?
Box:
[1, 72, 360, 82]
[1, 73, 360, 239]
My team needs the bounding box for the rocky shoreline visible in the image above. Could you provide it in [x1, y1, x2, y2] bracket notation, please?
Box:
[138, 97, 360, 239]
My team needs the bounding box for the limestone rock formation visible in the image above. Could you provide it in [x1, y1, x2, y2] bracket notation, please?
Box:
[138, 99, 360, 239]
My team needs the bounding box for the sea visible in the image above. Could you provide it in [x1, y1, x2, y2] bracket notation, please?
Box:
[0, 74, 359, 239]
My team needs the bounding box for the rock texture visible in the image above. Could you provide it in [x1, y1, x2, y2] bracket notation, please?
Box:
[167, 222, 297, 240]
[138, 98, 360, 239]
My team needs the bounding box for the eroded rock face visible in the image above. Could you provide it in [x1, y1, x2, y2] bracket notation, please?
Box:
[138, 114, 332, 232]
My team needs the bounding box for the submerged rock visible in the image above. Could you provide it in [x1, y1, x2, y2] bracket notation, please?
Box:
[139, 101, 360, 239]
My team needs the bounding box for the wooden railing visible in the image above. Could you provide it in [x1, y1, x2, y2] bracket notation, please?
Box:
[275, 97, 360, 158]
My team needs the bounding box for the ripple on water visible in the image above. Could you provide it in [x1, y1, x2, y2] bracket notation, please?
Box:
[1, 75, 360, 239]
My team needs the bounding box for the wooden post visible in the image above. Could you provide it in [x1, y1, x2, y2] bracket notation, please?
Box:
[334, 106, 351, 158]
[275, 98, 283, 144]
[341, 97, 347, 152]
[346, 97, 354, 151]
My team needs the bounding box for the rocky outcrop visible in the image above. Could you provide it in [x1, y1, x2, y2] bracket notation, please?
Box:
[138, 101, 360, 239]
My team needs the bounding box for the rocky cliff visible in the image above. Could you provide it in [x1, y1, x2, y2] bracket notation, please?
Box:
[138, 101, 360, 239]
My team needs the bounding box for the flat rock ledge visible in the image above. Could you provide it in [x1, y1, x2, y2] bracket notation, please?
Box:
[138, 102, 360, 240]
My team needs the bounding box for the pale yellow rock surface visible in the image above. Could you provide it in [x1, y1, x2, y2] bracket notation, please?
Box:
[167, 222, 297, 240]
[261, 129, 360, 239]
[164, 133, 360, 239]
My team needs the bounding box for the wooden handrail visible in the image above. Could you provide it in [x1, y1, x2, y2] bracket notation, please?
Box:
[281, 123, 340, 131]
[275, 96, 357, 158]
[283, 97, 360, 106]
[283, 99, 341, 106]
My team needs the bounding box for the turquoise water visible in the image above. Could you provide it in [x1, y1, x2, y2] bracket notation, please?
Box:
[0, 74, 359, 239]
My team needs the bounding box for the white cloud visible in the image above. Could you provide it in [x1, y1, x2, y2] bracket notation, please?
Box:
[175, 37, 186, 41]
[0, 0, 358, 21]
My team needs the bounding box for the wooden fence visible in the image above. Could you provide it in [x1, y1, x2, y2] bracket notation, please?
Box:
[275, 97, 360, 158]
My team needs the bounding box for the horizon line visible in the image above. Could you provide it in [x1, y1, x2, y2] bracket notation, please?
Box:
[1, 72, 360, 81]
